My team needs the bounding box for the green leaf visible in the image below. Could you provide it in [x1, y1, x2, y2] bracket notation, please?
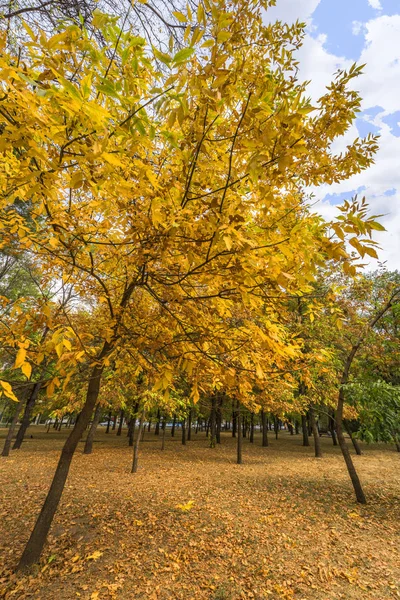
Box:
[172, 47, 195, 64]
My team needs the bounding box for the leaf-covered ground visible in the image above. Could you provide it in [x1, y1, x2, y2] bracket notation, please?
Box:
[0, 427, 399, 600]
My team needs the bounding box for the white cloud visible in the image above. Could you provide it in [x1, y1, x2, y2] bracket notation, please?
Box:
[284, 9, 400, 270]
[264, 0, 322, 24]
[367, 0, 382, 9]
[352, 20, 364, 35]
[357, 15, 400, 114]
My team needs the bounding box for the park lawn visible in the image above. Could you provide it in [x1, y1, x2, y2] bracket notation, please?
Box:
[0, 427, 399, 600]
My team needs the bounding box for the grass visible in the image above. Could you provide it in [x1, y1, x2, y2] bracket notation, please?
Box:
[0, 426, 399, 599]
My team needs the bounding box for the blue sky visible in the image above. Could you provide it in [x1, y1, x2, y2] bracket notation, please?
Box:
[266, 0, 400, 270]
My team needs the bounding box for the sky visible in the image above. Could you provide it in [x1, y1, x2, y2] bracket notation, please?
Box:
[265, 0, 400, 271]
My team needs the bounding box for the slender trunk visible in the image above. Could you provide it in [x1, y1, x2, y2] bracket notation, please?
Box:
[116, 410, 124, 436]
[181, 418, 186, 445]
[237, 401, 242, 465]
[261, 410, 268, 447]
[249, 413, 254, 443]
[309, 405, 322, 458]
[210, 394, 217, 448]
[13, 383, 42, 450]
[242, 416, 247, 439]
[132, 409, 145, 474]
[105, 411, 112, 434]
[171, 414, 176, 437]
[187, 408, 192, 441]
[83, 404, 102, 455]
[336, 389, 366, 504]
[195, 418, 199, 434]
[274, 416, 279, 440]
[329, 409, 338, 445]
[18, 352, 107, 570]
[205, 417, 210, 438]
[232, 402, 237, 438]
[344, 421, 362, 456]
[128, 403, 139, 447]
[301, 414, 310, 447]
[112, 414, 117, 430]
[147, 419, 152, 433]
[294, 420, 299, 435]
[288, 422, 294, 435]
[154, 409, 161, 436]
[46, 420, 51, 433]
[2, 398, 24, 457]
[161, 416, 166, 450]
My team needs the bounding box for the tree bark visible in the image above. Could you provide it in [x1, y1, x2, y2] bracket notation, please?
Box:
[261, 409, 268, 447]
[105, 411, 112, 434]
[336, 389, 366, 504]
[301, 414, 309, 447]
[171, 414, 176, 437]
[181, 418, 186, 445]
[154, 409, 161, 436]
[344, 421, 362, 456]
[249, 413, 254, 443]
[232, 401, 237, 438]
[116, 409, 124, 436]
[309, 405, 322, 458]
[210, 394, 217, 448]
[161, 415, 166, 450]
[329, 409, 338, 445]
[2, 398, 24, 457]
[132, 409, 145, 473]
[13, 382, 42, 450]
[187, 408, 192, 441]
[83, 403, 102, 454]
[17, 351, 107, 570]
[237, 401, 242, 464]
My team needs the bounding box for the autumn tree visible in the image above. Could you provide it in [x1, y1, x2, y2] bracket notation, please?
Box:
[0, 0, 385, 569]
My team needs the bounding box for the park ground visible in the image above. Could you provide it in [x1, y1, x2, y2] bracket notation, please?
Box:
[0, 427, 399, 600]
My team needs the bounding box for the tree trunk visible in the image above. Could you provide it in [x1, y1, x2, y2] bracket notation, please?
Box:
[116, 410, 124, 436]
[128, 403, 139, 447]
[181, 418, 186, 445]
[171, 414, 176, 437]
[13, 383, 42, 450]
[232, 402, 237, 438]
[210, 394, 217, 448]
[161, 415, 166, 450]
[274, 416, 279, 440]
[187, 408, 192, 441]
[83, 403, 102, 455]
[301, 414, 309, 447]
[336, 389, 366, 504]
[261, 409, 268, 447]
[105, 411, 112, 434]
[309, 405, 322, 458]
[344, 421, 362, 456]
[329, 409, 338, 445]
[237, 401, 242, 465]
[17, 354, 107, 570]
[2, 398, 24, 457]
[249, 413, 254, 443]
[112, 414, 117, 430]
[154, 409, 161, 436]
[132, 409, 145, 473]
[147, 418, 152, 433]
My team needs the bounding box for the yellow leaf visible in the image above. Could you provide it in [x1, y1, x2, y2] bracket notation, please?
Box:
[176, 500, 195, 511]
[14, 347, 26, 369]
[21, 362, 32, 379]
[102, 152, 124, 167]
[0, 380, 18, 402]
[86, 550, 103, 561]
[172, 11, 187, 23]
